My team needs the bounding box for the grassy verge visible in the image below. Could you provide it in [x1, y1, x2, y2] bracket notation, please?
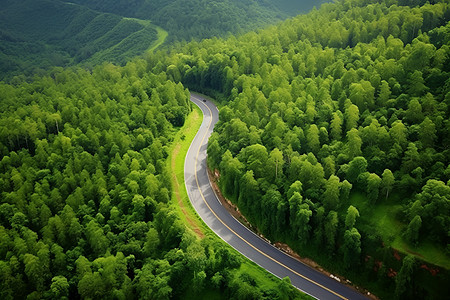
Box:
[167, 100, 311, 299]
[167, 105, 207, 237]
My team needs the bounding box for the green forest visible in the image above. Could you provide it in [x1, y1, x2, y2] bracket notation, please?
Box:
[1, 0, 327, 81]
[64, 0, 330, 41]
[0, 0, 162, 80]
[0, 62, 305, 299]
[1, 0, 450, 299]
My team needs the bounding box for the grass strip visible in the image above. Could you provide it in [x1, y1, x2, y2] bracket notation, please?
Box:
[167, 99, 311, 298]
[167, 104, 208, 236]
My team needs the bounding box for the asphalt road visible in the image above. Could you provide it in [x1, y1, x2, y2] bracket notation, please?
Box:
[185, 93, 370, 300]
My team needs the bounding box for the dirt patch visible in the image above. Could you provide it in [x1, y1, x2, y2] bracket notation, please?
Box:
[171, 144, 204, 238]
[208, 168, 378, 299]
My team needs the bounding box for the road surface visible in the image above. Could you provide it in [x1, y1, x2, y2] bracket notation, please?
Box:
[185, 93, 369, 300]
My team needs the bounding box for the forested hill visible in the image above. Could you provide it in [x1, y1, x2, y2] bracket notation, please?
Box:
[64, 0, 289, 42]
[0, 0, 167, 81]
[0, 0, 330, 80]
[145, 0, 450, 298]
[272, 0, 333, 16]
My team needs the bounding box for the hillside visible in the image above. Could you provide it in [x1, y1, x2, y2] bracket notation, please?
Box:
[64, 0, 289, 41]
[272, 0, 333, 16]
[0, 0, 164, 80]
[0, 1, 331, 80]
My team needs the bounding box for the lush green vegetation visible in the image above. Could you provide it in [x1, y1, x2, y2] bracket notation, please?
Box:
[0, 0, 163, 80]
[0, 56, 307, 300]
[0, 0, 329, 81]
[65, 0, 288, 42]
[3, 0, 450, 299]
[272, 0, 332, 16]
[139, 0, 450, 298]
[167, 98, 310, 299]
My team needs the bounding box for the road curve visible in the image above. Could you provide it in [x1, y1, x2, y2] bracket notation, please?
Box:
[185, 93, 369, 300]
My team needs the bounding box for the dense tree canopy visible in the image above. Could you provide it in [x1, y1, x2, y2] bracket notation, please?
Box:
[0, 60, 307, 298]
[2, 0, 450, 298]
[141, 0, 450, 298]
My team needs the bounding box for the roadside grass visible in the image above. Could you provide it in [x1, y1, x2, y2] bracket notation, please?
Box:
[349, 192, 450, 269]
[167, 105, 207, 237]
[238, 260, 286, 291]
[167, 100, 310, 298]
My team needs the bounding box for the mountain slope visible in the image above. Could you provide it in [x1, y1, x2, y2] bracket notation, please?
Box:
[0, 0, 163, 80]
[64, 0, 288, 41]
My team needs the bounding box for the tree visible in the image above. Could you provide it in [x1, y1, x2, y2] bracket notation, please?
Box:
[378, 80, 391, 106]
[78, 272, 107, 299]
[268, 148, 284, 180]
[322, 156, 336, 179]
[306, 124, 320, 153]
[324, 211, 338, 253]
[295, 205, 312, 243]
[390, 121, 408, 148]
[220, 150, 243, 196]
[340, 180, 352, 201]
[186, 241, 207, 274]
[347, 128, 362, 159]
[342, 228, 361, 267]
[404, 215, 422, 246]
[409, 180, 449, 244]
[405, 98, 423, 124]
[238, 170, 260, 217]
[23, 254, 45, 292]
[211, 272, 223, 290]
[408, 71, 428, 96]
[349, 81, 374, 111]
[381, 169, 395, 200]
[347, 157, 367, 183]
[50, 276, 69, 299]
[367, 173, 381, 204]
[143, 227, 160, 257]
[207, 133, 222, 170]
[323, 175, 340, 211]
[395, 256, 416, 299]
[345, 205, 360, 229]
[330, 112, 343, 140]
[238, 144, 269, 179]
[402, 143, 420, 173]
[418, 117, 436, 148]
[345, 104, 359, 131]
[85, 220, 109, 256]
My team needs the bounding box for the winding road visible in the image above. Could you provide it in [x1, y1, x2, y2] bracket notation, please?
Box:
[185, 93, 369, 300]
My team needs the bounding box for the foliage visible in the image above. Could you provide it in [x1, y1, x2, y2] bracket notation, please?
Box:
[65, 0, 290, 42]
[142, 0, 450, 298]
[0, 61, 193, 298]
[0, 55, 308, 298]
[0, 0, 160, 80]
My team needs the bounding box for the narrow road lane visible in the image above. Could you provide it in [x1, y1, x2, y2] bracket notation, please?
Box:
[185, 93, 369, 300]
